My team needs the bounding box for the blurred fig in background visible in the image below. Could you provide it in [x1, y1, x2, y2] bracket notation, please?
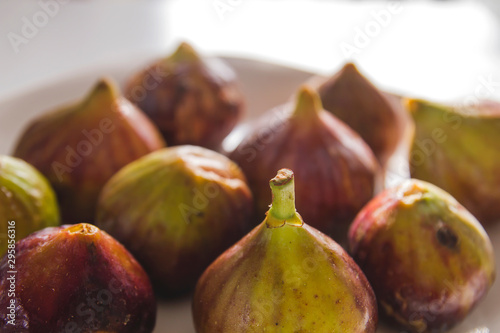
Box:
[408, 98, 500, 225]
[125, 42, 244, 150]
[193, 169, 377, 333]
[349, 179, 495, 333]
[13, 78, 165, 223]
[317, 63, 405, 168]
[96, 145, 254, 296]
[0, 155, 60, 256]
[230, 86, 381, 243]
[0, 223, 156, 332]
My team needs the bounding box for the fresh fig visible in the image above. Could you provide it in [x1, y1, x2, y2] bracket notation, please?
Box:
[230, 86, 381, 241]
[0, 155, 60, 256]
[125, 42, 244, 150]
[0, 223, 156, 332]
[96, 145, 254, 295]
[408, 98, 500, 225]
[13, 78, 165, 223]
[193, 169, 378, 332]
[317, 63, 405, 167]
[349, 179, 495, 332]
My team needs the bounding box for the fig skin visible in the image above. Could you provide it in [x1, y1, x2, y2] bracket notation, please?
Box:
[13, 78, 166, 223]
[0, 155, 60, 256]
[193, 169, 378, 333]
[408, 98, 500, 225]
[96, 145, 254, 296]
[230, 86, 381, 241]
[0, 223, 156, 332]
[349, 179, 496, 332]
[317, 63, 405, 167]
[125, 42, 244, 150]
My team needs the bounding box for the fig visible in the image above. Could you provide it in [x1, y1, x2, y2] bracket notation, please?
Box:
[0, 155, 60, 256]
[317, 63, 405, 167]
[0, 223, 156, 332]
[230, 86, 381, 241]
[349, 179, 495, 332]
[193, 169, 378, 332]
[125, 42, 244, 150]
[408, 98, 500, 225]
[13, 78, 165, 223]
[96, 145, 254, 295]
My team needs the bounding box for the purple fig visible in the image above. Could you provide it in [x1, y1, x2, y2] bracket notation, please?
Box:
[317, 63, 405, 167]
[125, 42, 244, 150]
[13, 78, 165, 223]
[0, 223, 156, 332]
[230, 85, 381, 242]
[349, 179, 496, 332]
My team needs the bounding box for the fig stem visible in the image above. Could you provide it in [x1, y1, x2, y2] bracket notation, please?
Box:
[169, 42, 201, 63]
[293, 86, 322, 118]
[67, 223, 98, 235]
[80, 78, 119, 111]
[405, 98, 422, 119]
[266, 169, 303, 228]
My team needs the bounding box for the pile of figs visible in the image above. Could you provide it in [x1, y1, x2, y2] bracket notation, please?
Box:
[0, 41, 498, 333]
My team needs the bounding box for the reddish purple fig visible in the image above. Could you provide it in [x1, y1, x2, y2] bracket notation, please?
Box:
[13, 78, 165, 223]
[0, 223, 156, 332]
[349, 179, 496, 332]
[125, 42, 244, 150]
[230, 86, 381, 242]
[317, 63, 405, 167]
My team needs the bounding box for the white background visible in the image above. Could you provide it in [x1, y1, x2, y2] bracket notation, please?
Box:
[1, 0, 500, 103]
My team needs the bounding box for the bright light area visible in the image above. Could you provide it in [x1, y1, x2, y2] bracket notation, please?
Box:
[167, 0, 500, 103]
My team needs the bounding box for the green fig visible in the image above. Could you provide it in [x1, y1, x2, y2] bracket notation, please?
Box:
[0, 155, 60, 256]
[193, 169, 378, 333]
[317, 63, 405, 167]
[230, 86, 381, 242]
[125, 42, 245, 150]
[13, 78, 165, 223]
[349, 179, 495, 332]
[0, 223, 156, 332]
[96, 145, 254, 296]
[408, 98, 500, 225]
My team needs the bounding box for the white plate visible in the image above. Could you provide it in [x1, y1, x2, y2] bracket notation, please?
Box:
[0, 56, 499, 333]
